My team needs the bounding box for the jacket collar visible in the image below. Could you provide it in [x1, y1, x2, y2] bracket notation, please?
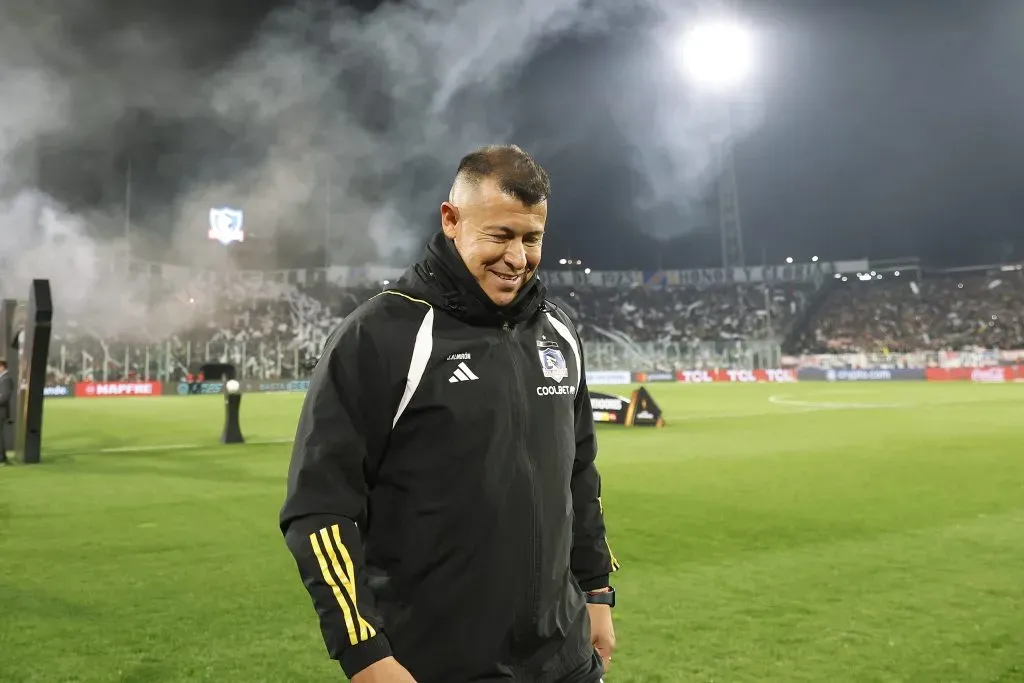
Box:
[394, 231, 548, 327]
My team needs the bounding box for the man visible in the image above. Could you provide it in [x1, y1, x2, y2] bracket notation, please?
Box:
[280, 144, 619, 682]
[0, 360, 12, 465]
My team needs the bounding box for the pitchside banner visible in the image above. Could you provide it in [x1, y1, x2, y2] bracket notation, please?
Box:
[585, 371, 632, 385]
[243, 380, 311, 393]
[631, 371, 676, 383]
[797, 368, 925, 382]
[675, 369, 798, 383]
[167, 379, 312, 395]
[925, 366, 1024, 382]
[75, 381, 162, 397]
[43, 385, 74, 398]
[170, 381, 225, 395]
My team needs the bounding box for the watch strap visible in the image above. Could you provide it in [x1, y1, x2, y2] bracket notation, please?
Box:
[585, 587, 615, 607]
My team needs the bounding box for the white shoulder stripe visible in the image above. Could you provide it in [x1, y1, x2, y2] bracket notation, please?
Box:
[545, 312, 581, 393]
[392, 307, 434, 428]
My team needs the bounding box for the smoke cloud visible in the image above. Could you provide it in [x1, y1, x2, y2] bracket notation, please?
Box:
[0, 0, 760, 342]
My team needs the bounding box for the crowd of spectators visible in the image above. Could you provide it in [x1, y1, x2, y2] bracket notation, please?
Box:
[46, 279, 380, 383]
[552, 283, 812, 345]
[797, 270, 1024, 354]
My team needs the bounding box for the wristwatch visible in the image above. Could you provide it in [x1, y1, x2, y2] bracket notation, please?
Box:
[585, 587, 615, 608]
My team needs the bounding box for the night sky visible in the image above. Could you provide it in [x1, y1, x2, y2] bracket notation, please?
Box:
[7, 0, 1024, 272]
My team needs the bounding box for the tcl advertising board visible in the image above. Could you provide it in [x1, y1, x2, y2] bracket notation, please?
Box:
[674, 369, 798, 383]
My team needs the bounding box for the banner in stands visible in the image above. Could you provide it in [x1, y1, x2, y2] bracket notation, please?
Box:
[73, 255, 871, 291]
[538, 259, 868, 289]
[43, 385, 73, 398]
[75, 381, 162, 397]
[675, 369, 798, 383]
[797, 368, 925, 382]
[590, 386, 664, 427]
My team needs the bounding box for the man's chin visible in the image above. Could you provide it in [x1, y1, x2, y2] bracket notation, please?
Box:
[486, 290, 518, 307]
[482, 273, 526, 306]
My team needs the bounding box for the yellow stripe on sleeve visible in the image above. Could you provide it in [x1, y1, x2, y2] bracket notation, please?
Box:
[309, 532, 360, 646]
[330, 525, 377, 640]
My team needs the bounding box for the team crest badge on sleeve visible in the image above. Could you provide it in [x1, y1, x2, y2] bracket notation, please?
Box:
[538, 348, 568, 383]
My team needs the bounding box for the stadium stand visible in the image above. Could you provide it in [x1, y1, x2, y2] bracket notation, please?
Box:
[793, 268, 1024, 354]
[3, 258, 1022, 383]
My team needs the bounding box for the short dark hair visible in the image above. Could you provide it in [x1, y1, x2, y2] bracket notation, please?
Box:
[454, 144, 551, 207]
[0, 360, 7, 369]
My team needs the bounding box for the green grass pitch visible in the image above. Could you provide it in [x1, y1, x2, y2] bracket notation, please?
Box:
[1, 382, 1023, 682]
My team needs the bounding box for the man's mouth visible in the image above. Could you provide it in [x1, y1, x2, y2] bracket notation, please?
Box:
[491, 271, 522, 282]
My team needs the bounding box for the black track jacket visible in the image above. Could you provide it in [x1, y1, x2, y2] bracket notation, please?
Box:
[280, 232, 619, 682]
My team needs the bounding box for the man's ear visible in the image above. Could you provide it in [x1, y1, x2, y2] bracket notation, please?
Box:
[440, 202, 459, 239]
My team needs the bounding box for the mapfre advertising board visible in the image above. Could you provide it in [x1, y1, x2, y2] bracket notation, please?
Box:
[75, 381, 162, 398]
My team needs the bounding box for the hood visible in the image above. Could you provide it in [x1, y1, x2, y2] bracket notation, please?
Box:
[388, 231, 548, 327]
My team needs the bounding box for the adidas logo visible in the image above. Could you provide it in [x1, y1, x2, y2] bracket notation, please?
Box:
[448, 362, 479, 383]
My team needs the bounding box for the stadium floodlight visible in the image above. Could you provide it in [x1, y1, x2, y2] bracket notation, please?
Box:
[584, 267, 591, 274]
[672, 15, 757, 271]
[785, 257, 793, 264]
[812, 255, 819, 262]
[674, 18, 756, 93]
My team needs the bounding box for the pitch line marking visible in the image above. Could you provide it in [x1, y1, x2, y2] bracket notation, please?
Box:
[100, 444, 199, 453]
[766, 394, 1017, 414]
[767, 395, 906, 410]
[100, 438, 294, 453]
[44, 437, 298, 456]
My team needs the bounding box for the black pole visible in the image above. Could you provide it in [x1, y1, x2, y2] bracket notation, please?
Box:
[17, 280, 53, 464]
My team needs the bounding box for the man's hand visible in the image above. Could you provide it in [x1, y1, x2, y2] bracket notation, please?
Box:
[587, 597, 616, 673]
[350, 656, 417, 682]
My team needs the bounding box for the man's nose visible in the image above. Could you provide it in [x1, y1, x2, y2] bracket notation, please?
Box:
[504, 242, 527, 270]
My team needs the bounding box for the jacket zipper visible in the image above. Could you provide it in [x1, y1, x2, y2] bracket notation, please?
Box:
[503, 319, 540, 679]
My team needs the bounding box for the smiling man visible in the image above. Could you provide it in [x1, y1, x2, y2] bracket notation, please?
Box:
[280, 144, 619, 683]
[441, 151, 547, 306]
